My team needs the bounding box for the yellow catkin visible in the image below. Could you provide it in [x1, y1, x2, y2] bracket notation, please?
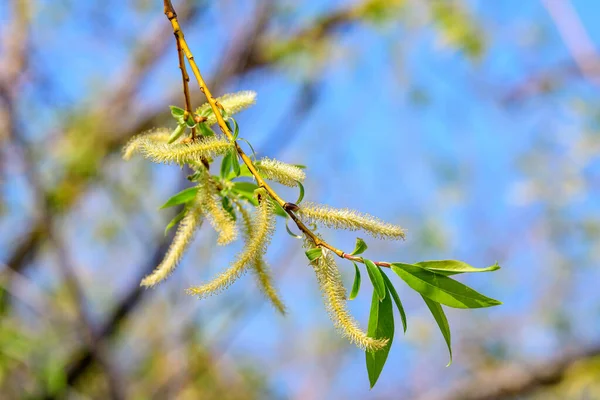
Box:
[140, 186, 205, 288]
[123, 128, 232, 165]
[238, 204, 286, 314]
[200, 176, 238, 245]
[255, 157, 306, 187]
[297, 202, 405, 240]
[307, 241, 388, 351]
[196, 90, 257, 125]
[186, 190, 275, 298]
[122, 128, 171, 160]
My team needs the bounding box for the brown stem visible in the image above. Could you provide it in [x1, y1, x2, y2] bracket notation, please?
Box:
[162, 0, 391, 269]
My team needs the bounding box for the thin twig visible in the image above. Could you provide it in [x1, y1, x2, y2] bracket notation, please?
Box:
[164, 0, 393, 269]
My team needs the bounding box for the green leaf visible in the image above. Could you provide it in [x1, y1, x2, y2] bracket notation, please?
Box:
[349, 262, 362, 300]
[170, 105, 185, 120]
[285, 220, 302, 239]
[198, 123, 215, 137]
[231, 181, 259, 205]
[185, 113, 196, 128]
[220, 151, 233, 179]
[160, 187, 199, 209]
[168, 122, 187, 144]
[381, 272, 407, 333]
[366, 285, 394, 388]
[415, 260, 500, 276]
[231, 152, 241, 177]
[305, 248, 322, 262]
[238, 138, 257, 160]
[422, 296, 452, 366]
[391, 263, 502, 309]
[221, 196, 236, 221]
[351, 237, 368, 256]
[295, 180, 305, 204]
[365, 259, 386, 300]
[164, 208, 187, 236]
[227, 117, 240, 139]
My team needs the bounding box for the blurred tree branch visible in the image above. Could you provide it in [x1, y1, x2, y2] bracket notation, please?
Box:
[419, 343, 600, 400]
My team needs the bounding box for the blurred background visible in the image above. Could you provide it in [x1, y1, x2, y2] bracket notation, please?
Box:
[2, 0, 600, 398]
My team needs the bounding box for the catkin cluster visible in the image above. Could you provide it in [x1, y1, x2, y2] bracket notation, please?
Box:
[124, 89, 409, 352]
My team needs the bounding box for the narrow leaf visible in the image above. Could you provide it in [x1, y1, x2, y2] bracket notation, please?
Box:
[351, 237, 368, 256]
[366, 286, 394, 388]
[168, 123, 186, 144]
[198, 123, 215, 137]
[285, 220, 302, 239]
[231, 152, 241, 177]
[164, 208, 187, 236]
[238, 138, 256, 160]
[227, 117, 240, 139]
[170, 105, 185, 119]
[295, 180, 305, 204]
[381, 272, 407, 333]
[365, 259, 386, 300]
[305, 248, 323, 262]
[415, 260, 500, 276]
[349, 262, 361, 300]
[391, 263, 502, 309]
[220, 151, 233, 179]
[160, 187, 199, 209]
[231, 181, 259, 205]
[422, 296, 452, 366]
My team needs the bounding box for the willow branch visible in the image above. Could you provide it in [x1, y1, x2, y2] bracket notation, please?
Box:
[172, 23, 196, 139]
[163, 0, 392, 269]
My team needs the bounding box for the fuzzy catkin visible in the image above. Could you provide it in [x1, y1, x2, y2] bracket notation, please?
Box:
[140, 187, 205, 288]
[196, 90, 257, 126]
[306, 240, 388, 351]
[186, 190, 275, 298]
[255, 158, 305, 187]
[297, 202, 405, 240]
[122, 128, 171, 160]
[123, 129, 232, 165]
[199, 175, 238, 245]
[238, 204, 286, 314]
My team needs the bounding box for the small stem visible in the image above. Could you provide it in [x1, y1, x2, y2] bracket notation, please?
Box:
[162, 0, 390, 270]
[168, 1, 196, 140]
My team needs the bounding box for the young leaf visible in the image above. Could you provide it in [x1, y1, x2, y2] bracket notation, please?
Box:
[237, 138, 257, 160]
[170, 105, 185, 120]
[220, 151, 233, 179]
[285, 220, 302, 239]
[168, 122, 187, 144]
[381, 272, 407, 333]
[185, 113, 196, 128]
[351, 238, 368, 256]
[164, 208, 187, 236]
[160, 187, 199, 209]
[198, 123, 215, 137]
[421, 296, 452, 366]
[227, 117, 240, 139]
[415, 260, 500, 276]
[364, 259, 386, 300]
[231, 181, 260, 205]
[295, 180, 305, 204]
[349, 262, 361, 300]
[391, 263, 502, 309]
[305, 248, 323, 262]
[366, 286, 394, 388]
[231, 152, 241, 177]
